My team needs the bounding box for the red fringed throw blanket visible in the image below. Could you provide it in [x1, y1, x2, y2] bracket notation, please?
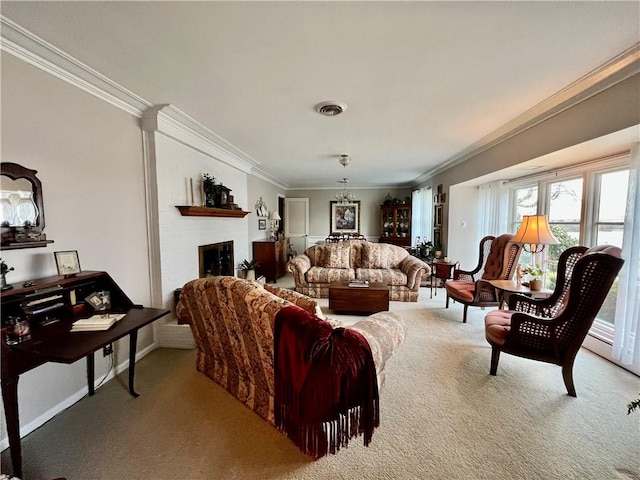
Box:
[274, 305, 379, 458]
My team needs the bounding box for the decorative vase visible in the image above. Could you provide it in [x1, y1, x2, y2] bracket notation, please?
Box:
[434, 250, 442, 259]
[529, 279, 542, 291]
[245, 270, 256, 281]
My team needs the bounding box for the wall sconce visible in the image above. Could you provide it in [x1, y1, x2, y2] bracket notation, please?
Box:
[512, 215, 559, 253]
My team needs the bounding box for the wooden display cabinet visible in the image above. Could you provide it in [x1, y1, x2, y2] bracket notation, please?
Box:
[379, 204, 411, 246]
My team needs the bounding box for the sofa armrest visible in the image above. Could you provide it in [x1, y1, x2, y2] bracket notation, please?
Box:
[348, 311, 405, 387]
[399, 256, 431, 289]
[286, 254, 312, 287]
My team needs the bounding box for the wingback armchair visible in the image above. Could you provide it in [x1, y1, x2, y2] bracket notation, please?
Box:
[484, 245, 625, 397]
[444, 234, 523, 323]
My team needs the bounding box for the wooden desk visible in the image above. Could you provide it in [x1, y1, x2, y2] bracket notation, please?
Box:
[488, 280, 553, 308]
[0, 271, 170, 478]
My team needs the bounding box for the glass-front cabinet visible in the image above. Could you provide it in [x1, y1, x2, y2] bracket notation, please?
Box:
[379, 204, 411, 246]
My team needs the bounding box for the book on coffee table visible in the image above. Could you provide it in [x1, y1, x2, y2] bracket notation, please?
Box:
[348, 280, 369, 287]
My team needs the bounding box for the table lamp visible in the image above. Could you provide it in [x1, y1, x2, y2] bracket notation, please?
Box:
[511, 215, 559, 253]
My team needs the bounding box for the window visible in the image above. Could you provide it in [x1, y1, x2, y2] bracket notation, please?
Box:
[512, 185, 538, 266]
[507, 154, 630, 340]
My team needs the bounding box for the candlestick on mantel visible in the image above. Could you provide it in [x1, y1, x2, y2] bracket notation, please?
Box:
[200, 180, 205, 207]
[190, 178, 195, 206]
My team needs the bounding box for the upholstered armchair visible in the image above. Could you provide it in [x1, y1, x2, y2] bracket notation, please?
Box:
[444, 234, 523, 323]
[484, 245, 625, 397]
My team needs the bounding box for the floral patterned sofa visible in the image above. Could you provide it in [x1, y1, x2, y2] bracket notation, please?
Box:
[176, 276, 406, 431]
[287, 240, 430, 301]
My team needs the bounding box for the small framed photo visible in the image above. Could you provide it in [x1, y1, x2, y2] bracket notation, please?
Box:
[54, 250, 81, 276]
[84, 291, 111, 311]
[258, 218, 266, 230]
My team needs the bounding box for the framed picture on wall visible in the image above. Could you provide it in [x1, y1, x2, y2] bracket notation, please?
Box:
[330, 201, 361, 234]
[258, 218, 266, 230]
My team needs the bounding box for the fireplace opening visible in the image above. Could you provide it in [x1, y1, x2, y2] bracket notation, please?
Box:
[199, 241, 234, 278]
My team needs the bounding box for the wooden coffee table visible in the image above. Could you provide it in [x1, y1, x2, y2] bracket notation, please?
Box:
[329, 281, 390, 314]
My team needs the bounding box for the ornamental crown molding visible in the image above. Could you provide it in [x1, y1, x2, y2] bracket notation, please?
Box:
[1, 15, 261, 177]
[413, 42, 640, 187]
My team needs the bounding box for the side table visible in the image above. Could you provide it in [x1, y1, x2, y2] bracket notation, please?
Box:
[430, 259, 457, 299]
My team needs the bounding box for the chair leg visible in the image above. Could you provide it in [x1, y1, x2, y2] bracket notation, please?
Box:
[446, 294, 449, 308]
[462, 305, 468, 323]
[562, 361, 577, 397]
[490, 348, 500, 375]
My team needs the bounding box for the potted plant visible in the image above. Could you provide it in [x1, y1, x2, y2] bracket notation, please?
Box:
[522, 263, 544, 291]
[202, 173, 220, 207]
[239, 259, 260, 281]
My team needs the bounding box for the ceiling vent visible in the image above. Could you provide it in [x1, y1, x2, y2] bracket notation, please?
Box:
[314, 101, 347, 116]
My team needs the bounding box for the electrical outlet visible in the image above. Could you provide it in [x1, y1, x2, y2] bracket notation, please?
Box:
[103, 344, 113, 356]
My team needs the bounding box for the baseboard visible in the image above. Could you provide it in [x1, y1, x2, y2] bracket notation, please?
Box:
[0, 342, 158, 451]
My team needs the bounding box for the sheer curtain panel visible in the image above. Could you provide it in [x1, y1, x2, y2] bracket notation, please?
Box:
[478, 181, 509, 237]
[612, 145, 640, 374]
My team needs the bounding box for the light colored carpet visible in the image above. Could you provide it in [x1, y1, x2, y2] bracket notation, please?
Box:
[2, 284, 639, 480]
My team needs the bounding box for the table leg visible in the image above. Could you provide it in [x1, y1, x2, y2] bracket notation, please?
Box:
[128, 330, 139, 398]
[86, 352, 95, 396]
[2, 375, 23, 479]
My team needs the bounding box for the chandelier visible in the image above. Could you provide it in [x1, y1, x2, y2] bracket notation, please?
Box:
[336, 178, 356, 204]
[339, 154, 351, 167]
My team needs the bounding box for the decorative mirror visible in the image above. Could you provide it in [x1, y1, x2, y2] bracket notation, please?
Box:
[1, 162, 53, 249]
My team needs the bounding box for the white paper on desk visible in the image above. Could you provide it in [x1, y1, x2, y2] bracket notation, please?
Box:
[71, 314, 126, 331]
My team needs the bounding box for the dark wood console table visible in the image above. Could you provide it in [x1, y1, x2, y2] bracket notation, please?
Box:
[0, 271, 170, 478]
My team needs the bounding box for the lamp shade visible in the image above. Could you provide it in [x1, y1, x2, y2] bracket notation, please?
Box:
[270, 211, 281, 221]
[512, 215, 559, 253]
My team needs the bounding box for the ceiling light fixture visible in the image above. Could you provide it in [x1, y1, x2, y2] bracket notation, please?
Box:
[339, 154, 351, 168]
[315, 100, 348, 116]
[336, 178, 356, 204]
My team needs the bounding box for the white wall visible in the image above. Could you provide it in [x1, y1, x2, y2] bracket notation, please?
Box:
[247, 175, 286, 245]
[155, 133, 250, 311]
[447, 186, 479, 270]
[1, 52, 153, 445]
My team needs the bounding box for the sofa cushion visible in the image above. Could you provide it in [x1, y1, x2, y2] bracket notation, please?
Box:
[318, 242, 351, 268]
[263, 284, 318, 316]
[356, 268, 407, 286]
[348, 240, 366, 268]
[484, 310, 512, 345]
[306, 266, 355, 283]
[361, 242, 408, 269]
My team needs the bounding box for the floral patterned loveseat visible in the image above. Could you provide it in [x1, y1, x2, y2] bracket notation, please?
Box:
[287, 240, 430, 301]
[176, 276, 406, 429]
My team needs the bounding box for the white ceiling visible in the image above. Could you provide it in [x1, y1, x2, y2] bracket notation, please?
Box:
[2, 1, 639, 189]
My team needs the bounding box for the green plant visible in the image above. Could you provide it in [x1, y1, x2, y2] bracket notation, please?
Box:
[521, 263, 544, 280]
[202, 173, 220, 207]
[628, 395, 640, 415]
[239, 259, 259, 271]
[1, 258, 14, 276]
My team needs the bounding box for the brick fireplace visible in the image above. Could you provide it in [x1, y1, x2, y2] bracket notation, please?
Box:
[198, 241, 234, 278]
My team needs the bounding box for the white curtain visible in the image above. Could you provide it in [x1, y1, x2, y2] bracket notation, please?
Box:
[612, 144, 640, 374]
[412, 187, 433, 244]
[477, 181, 509, 236]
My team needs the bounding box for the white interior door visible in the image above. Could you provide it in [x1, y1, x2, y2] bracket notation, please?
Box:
[285, 197, 309, 256]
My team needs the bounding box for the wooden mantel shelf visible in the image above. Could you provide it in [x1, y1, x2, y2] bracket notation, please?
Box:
[175, 206, 250, 218]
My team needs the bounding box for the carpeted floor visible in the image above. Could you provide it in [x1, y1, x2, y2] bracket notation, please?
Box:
[2, 284, 639, 480]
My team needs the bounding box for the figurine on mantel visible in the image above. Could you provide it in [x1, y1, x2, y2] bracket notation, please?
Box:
[1, 258, 15, 291]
